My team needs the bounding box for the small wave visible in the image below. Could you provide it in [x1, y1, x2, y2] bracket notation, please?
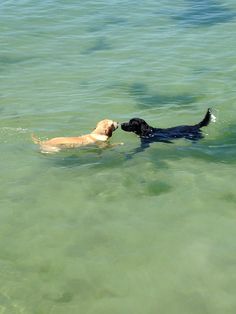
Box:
[0, 127, 28, 134]
[208, 143, 236, 149]
[0, 127, 29, 143]
[211, 113, 217, 123]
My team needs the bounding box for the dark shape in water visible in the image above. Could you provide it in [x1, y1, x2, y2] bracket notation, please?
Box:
[0, 55, 35, 72]
[0, 55, 28, 65]
[145, 181, 172, 196]
[84, 37, 111, 54]
[129, 83, 198, 108]
[89, 16, 127, 33]
[174, 0, 235, 26]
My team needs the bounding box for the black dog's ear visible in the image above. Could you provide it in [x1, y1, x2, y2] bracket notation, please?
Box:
[140, 122, 152, 137]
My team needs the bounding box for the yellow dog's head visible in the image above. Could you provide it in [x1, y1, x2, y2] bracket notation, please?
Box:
[93, 119, 119, 138]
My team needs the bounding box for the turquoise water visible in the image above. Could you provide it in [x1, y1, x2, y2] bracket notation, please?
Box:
[1, 0, 236, 313]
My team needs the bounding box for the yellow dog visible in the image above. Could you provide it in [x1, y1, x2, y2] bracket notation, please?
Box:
[32, 119, 119, 153]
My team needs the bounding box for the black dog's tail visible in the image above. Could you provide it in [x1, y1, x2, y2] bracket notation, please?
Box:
[197, 108, 214, 128]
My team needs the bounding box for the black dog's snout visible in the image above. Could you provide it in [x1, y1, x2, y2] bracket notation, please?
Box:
[121, 122, 127, 130]
[121, 122, 133, 132]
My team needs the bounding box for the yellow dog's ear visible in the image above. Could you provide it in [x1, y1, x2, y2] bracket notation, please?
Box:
[105, 125, 114, 137]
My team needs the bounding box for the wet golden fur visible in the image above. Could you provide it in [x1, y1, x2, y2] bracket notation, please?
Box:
[32, 119, 119, 153]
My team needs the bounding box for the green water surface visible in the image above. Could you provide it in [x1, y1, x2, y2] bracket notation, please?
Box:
[1, 1, 236, 313]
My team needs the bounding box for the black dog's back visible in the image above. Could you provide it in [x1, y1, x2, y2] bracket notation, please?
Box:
[121, 108, 215, 157]
[121, 108, 214, 143]
[154, 108, 213, 141]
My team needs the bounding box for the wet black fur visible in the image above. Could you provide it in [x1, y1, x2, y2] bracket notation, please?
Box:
[121, 109, 213, 152]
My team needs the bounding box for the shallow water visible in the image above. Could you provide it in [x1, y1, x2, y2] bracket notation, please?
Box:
[1, 0, 236, 313]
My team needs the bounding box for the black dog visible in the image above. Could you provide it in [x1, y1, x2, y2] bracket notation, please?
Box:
[121, 108, 215, 152]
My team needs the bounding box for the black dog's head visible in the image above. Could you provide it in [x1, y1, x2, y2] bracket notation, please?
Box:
[121, 118, 153, 138]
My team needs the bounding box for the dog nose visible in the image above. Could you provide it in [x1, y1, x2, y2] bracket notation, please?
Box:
[120, 123, 127, 130]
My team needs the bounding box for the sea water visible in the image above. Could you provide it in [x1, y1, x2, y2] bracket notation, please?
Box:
[1, 1, 236, 313]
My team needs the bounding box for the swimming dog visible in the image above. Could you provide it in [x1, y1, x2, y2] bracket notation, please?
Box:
[32, 119, 119, 153]
[121, 109, 215, 150]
